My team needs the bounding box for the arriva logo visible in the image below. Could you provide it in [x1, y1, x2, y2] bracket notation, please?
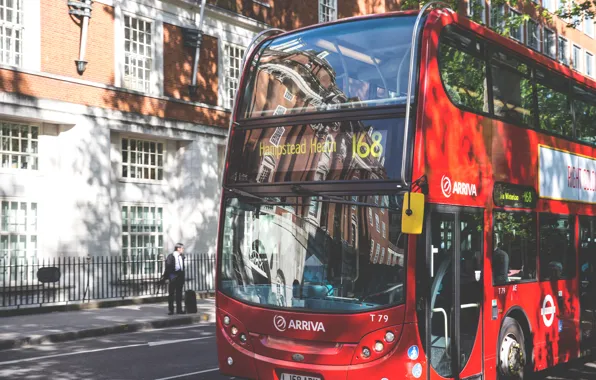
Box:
[441, 175, 477, 198]
[273, 315, 326, 332]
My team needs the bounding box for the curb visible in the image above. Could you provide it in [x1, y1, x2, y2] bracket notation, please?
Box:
[0, 292, 215, 317]
[0, 312, 212, 351]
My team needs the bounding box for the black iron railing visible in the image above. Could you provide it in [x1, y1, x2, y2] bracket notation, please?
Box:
[0, 254, 215, 308]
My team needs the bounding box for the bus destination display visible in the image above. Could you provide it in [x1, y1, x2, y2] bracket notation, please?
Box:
[493, 182, 537, 208]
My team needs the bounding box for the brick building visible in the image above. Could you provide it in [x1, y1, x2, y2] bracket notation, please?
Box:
[0, 0, 594, 282]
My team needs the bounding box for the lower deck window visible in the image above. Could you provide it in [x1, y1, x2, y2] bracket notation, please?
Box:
[492, 211, 537, 284]
[539, 214, 575, 280]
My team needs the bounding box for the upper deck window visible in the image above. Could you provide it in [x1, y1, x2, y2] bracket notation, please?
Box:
[239, 16, 418, 119]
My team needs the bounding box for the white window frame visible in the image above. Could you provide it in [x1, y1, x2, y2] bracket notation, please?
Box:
[467, 0, 486, 24]
[374, 243, 381, 264]
[114, 5, 163, 96]
[120, 136, 165, 183]
[0, 199, 38, 284]
[586, 16, 595, 38]
[382, 221, 386, 238]
[121, 203, 164, 279]
[509, 8, 524, 42]
[0, 120, 39, 171]
[380, 247, 386, 264]
[122, 14, 154, 93]
[0, 0, 39, 70]
[586, 50, 594, 78]
[572, 44, 582, 72]
[559, 36, 569, 65]
[375, 213, 380, 233]
[544, 27, 556, 58]
[319, 0, 337, 23]
[222, 41, 246, 110]
[543, 0, 556, 13]
[269, 127, 286, 146]
[526, 19, 541, 52]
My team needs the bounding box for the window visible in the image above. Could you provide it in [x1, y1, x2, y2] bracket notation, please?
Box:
[539, 214, 575, 280]
[375, 213, 380, 232]
[273, 105, 287, 115]
[121, 205, 163, 277]
[558, 36, 569, 65]
[223, 42, 246, 110]
[309, 197, 319, 218]
[121, 138, 164, 180]
[0, 0, 22, 66]
[439, 27, 488, 113]
[491, 50, 534, 126]
[536, 70, 572, 136]
[572, 44, 582, 71]
[544, 28, 556, 58]
[370, 239, 375, 258]
[490, 3, 505, 33]
[509, 9, 523, 42]
[318, 0, 337, 23]
[468, 0, 486, 24]
[0, 200, 37, 283]
[283, 89, 294, 101]
[586, 16, 594, 38]
[586, 51, 594, 77]
[380, 247, 386, 264]
[368, 208, 373, 225]
[374, 243, 381, 263]
[543, 0, 556, 13]
[573, 85, 596, 145]
[269, 127, 285, 146]
[0, 122, 38, 170]
[382, 221, 386, 238]
[526, 19, 541, 51]
[492, 211, 537, 284]
[123, 15, 153, 93]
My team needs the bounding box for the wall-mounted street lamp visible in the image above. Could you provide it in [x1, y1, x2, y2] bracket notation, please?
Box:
[67, 0, 93, 75]
[183, 0, 207, 96]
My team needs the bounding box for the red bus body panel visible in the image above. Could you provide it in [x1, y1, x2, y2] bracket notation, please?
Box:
[218, 7, 594, 379]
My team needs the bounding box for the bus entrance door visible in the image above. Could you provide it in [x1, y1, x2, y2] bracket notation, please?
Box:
[421, 206, 484, 380]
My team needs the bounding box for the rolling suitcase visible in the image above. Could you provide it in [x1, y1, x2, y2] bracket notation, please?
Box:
[185, 289, 198, 314]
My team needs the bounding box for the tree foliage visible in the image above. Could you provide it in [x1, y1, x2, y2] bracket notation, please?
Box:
[400, 0, 593, 31]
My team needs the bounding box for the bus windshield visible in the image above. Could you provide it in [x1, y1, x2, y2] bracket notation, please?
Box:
[219, 196, 406, 313]
[239, 15, 418, 119]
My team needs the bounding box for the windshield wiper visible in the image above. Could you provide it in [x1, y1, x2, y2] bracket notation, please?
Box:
[291, 185, 401, 212]
[225, 187, 298, 207]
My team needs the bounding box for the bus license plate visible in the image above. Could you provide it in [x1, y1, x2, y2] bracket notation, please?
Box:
[280, 374, 321, 380]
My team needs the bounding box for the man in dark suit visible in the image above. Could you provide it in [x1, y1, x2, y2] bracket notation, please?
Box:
[162, 243, 185, 315]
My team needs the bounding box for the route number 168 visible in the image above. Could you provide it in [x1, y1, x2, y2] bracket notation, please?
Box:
[370, 314, 389, 322]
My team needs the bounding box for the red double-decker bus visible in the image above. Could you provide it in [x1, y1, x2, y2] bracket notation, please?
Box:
[216, 4, 596, 380]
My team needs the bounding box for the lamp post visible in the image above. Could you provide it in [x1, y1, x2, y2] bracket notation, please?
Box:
[67, 0, 93, 75]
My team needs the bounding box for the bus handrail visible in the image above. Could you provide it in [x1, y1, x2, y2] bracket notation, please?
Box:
[402, 1, 451, 188]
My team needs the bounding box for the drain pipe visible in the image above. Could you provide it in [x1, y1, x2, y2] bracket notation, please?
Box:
[189, 0, 207, 96]
[68, 0, 93, 75]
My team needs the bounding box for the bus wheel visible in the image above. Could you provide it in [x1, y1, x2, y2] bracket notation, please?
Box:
[498, 317, 526, 379]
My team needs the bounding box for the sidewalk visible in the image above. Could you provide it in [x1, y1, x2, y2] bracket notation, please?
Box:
[0, 298, 215, 351]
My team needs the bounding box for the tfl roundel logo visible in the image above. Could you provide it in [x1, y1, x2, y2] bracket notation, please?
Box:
[274, 315, 287, 332]
[441, 175, 452, 198]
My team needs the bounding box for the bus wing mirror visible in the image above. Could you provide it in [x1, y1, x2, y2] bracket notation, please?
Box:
[401, 192, 424, 235]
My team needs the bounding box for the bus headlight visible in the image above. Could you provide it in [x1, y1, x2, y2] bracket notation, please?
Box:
[223, 315, 231, 326]
[351, 325, 402, 364]
[231, 326, 238, 336]
[374, 341, 384, 352]
[362, 347, 371, 358]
